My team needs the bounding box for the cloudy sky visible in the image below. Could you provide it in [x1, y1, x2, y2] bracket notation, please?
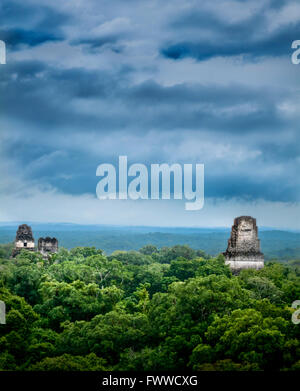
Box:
[0, 0, 299, 228]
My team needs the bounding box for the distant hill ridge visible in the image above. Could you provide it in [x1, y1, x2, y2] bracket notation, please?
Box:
[0, 223, 299, 260]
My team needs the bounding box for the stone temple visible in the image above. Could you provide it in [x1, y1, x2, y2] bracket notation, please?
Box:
[12, 224, 35, 257]
[14, 224, 35, 250]
[12, 224, 58, 258]
[38, 237, 58, 258]
[223, 216, 264, 272]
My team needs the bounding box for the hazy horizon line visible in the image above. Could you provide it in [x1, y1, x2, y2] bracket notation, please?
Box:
[0, 220, 298, 232]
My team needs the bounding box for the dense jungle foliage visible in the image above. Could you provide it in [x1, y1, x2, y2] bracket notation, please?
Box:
[0, 243, 299, 371]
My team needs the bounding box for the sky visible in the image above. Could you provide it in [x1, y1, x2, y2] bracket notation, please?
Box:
[0, 0, 299, 229]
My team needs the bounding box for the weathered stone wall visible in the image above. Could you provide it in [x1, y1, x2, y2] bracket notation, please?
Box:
[223, 216, 264, 272]
[12, 224, 35, 257]
[38, 237, 58, 257]
[15, 240, 35, 248]
[15, 224, 35, 248]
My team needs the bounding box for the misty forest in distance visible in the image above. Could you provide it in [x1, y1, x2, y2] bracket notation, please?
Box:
[0, 223, 299, 260]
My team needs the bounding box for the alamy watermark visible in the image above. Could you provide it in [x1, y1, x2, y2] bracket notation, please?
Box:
[0, 301, 5, 324]
[0, 40, 6, 64]
[291, 300, 300, 325]
[96, 156, 204, 211]
[291, 40, 300, 64]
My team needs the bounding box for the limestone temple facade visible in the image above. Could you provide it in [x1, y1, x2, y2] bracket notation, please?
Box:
[223, 216, 264, 272]
[38, 237, 58, 258]
[12, 224, 35, 257]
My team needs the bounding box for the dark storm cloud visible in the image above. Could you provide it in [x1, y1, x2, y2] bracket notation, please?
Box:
[1, 0, 299, 206]
[0, 60, 288, 135]
[73, 35, 120, 50]
[0, 29, 63, 49]
[71, 16, 134, 53]
[0, 61, 119, 128]
[269, 0, 289, 10]
[205, 174, 297, 203]
[161, 6, 300, 61]
[121, 81, 286, 133]
[0, 0, 69, 49]
[2, 57, 299, 202]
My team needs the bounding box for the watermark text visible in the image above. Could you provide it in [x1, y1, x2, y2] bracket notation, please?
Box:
[291, 40, 300, 64]
[0, 301, 6, 324]
[0, 40, 6, 64]
[292, 300, 300, 324]
[96, 156, 204, 211]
